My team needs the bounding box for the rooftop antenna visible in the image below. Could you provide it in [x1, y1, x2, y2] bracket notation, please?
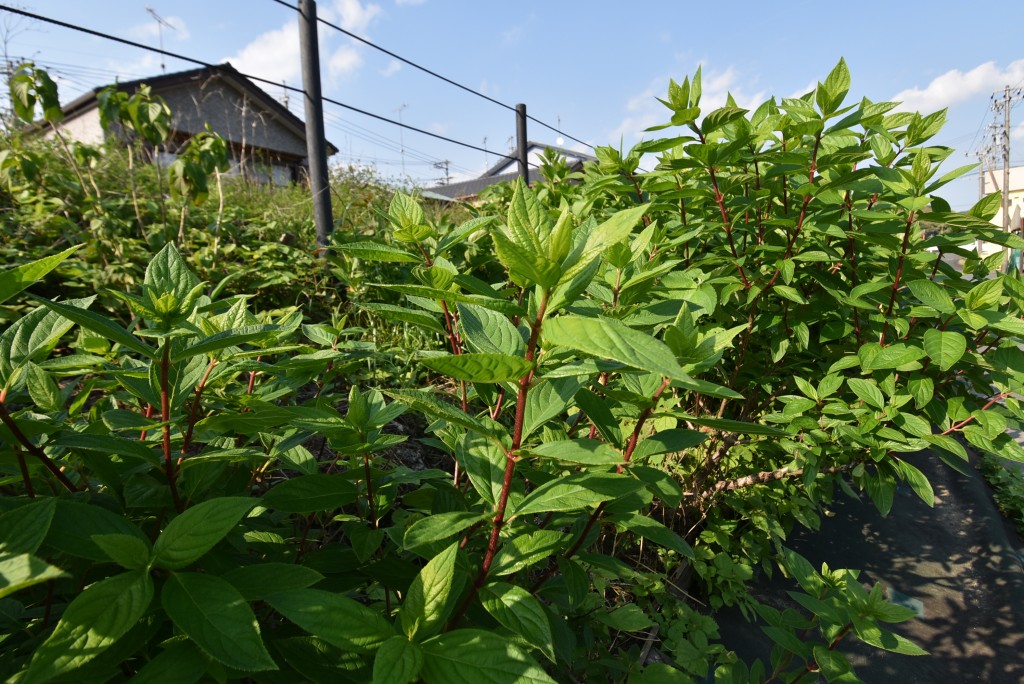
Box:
[555, 115, 564, 146]
[145, 6, 176, 73]
[483, 136, 488, 169]
[395, 103, 407, 176]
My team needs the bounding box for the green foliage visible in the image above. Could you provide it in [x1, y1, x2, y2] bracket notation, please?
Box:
[2, 60, 1023, 683]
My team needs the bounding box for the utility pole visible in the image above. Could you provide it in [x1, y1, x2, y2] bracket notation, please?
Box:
[298, 0, 334, 252]
[991, 85, 1024, 267]
[433, 160, 450, 186]
[144, 6, 175, 73]
[516, 103, 528, 182]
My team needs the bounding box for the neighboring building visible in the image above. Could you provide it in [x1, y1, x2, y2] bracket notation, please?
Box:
[46, 63, 336, 185]
[979, 165, 1024, 256]
[424, 141, 596, 201]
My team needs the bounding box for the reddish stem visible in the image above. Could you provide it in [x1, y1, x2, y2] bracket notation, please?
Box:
[0, 400, 77, 492]
[159, 343, 184, 512]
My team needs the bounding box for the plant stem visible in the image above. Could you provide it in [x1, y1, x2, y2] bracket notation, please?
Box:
[159, 343, 184, 512]
[451, 289, 549, 626]
[880, 210, 917, 345]
[0, 400, 77, 492]
[15, 449, 35, 497]
[181, 359, 217, 455]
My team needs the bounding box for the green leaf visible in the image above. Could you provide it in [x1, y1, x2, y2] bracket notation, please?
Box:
[458, 431, 506, 506]
[373, 636, 424, 684]
[573, 387, 623, 448]
[479, 582, 555, 661]
[682, 416, 786, 436]
[421, 629, 556, 684]
[608, 512, 693, 557]
[0, 498, 56, 556]
[813, 645, 854, 683]
[490, 530, 569, 576]
[0, 553, 67, 600]
[860, 343, 926, 371]
[152, 497, 256, 570]
[0, 245, 80, 306]
[965, 276, 1003, 310]
[597, 603, 653, 631]
[30, 295, 157, 359]
[46, 500, 150, 561]
[544, 315, 686, 382]
[161, 572, 276, 671]
[420, 353, 533, 383]
[54, 431, 159, 466]
[220, 562, 324, 601]
[23, 570, 153, 684]
[403, 512, 488, 551]
[263, 474, 358, 514]
[853, 618, 926, 655]
[387, 389, 502, 439]
[847, 378, 886, 409]
[895, 459, 934, 507]
[523, 376, 585, 439]
[91, 533, 152, 570]
[559, 204, 648, 284]
[511, 472, 644, 519]
[401, 542, 463, 639]
[633, 429, 707, 460]
[492, 230, 561, 288]
[457, 303, 525, 357]
[922, 329, 966, 372]
[266, 588, 397, 653]
[23, 362, 61, 411]
[389, 192, 426, 231]
[131, 641, 208, 684]
[361, 302, 445, 334]
[335, 240, 421, 263]
[505, 178, 549, 254]
[527, 438, 623, 466]
[172, 324, 281, 361]
[145, 242, 201, 305]
[906, 279, 954, 314]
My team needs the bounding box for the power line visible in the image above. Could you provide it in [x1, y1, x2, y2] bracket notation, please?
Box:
[0, 4, 521, 168]
[270, 0, 593, 151]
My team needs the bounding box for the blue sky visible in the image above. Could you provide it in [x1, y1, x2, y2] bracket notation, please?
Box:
[4, 1, 1024, 209]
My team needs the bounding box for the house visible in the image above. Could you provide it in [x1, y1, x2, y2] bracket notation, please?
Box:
[971, 165, 1024, 258]
[46, 62, 336, 185]
[423, 141, 596, 201]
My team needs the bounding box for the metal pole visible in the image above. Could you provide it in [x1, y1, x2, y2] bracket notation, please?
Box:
[298, 0, 333, 252]
[516, 103, 528, 182]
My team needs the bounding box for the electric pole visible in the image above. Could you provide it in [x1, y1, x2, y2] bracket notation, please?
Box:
[991, 85, 1024, 266]
[433, 160, 450, 186]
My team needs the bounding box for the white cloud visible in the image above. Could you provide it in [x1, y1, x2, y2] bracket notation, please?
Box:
[225, 0, 381, 86]
[328, 45, 363, 79]
[1013, 122, 1024, 142]
[225, 21, 302, 85]
[323, 0, 381, 35]
[892, 59, 1024, 113]
[608, 64, 766, 144]
[395, 0, 425, 5]
[381, 59, 401, 77]
[429, 121, 449, 136]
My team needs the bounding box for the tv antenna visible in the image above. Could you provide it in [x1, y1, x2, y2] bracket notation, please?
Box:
[395, 103, 408, 175]
[145, 6, 176, 73]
